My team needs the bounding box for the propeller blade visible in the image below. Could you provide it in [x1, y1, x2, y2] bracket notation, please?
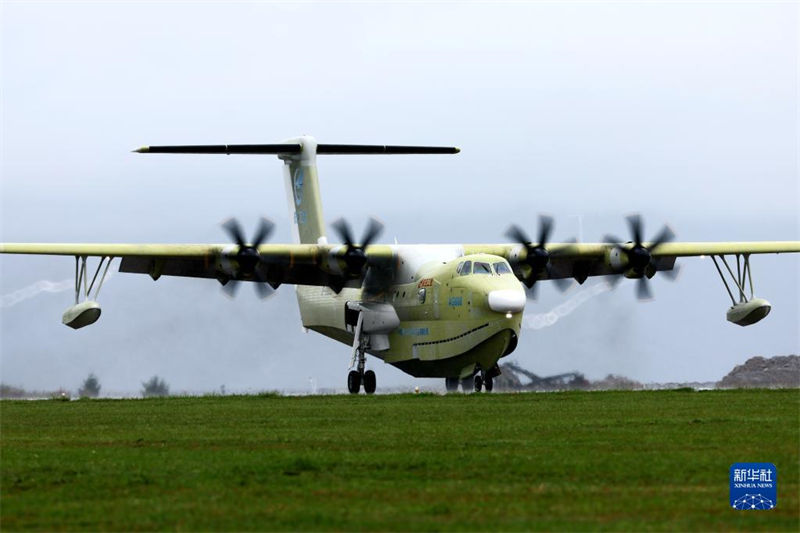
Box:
[253, 281, 274, 299]
[222, 218, 247, 247]
[222, 279, 240, 298]
[251, 217, 275, 248]
[626, 214, 643, 245]
[526, 281, 540, 300]
[505, 224, 531, 245]
[649, 225, 675, 251]
[603, 234, 624, 246]
[552, 277, 574, 292]
[636, 277, 653, 301]
[361, 217, 384, 248]
[252, 270, 275, 299]
[537, 215, 554, 246]
[606, 274, 624, 288]
[331, 218, 355, 246]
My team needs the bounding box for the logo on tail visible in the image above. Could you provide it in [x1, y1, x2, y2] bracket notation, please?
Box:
[293, 167, 304, 207]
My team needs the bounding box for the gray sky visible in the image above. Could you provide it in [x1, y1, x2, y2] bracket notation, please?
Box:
[1, 1, 798, 394]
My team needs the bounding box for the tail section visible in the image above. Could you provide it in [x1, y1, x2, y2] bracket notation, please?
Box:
[279, 136, 328, 245]
[133, 137, 459, 248]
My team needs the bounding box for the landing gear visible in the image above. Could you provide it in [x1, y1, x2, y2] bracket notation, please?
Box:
[474, 374, 484, 392]
[445, 377, 459, 393]
[484, 375, 494, 392]
[347, 315, 376, 394]
[363, 370, 376, 394]
[347, 370, 361, 394]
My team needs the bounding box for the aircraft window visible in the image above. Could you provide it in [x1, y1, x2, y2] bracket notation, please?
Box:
[494, 262, 512, 275]
[473, 262, 492, 275]
[459, 261, 472, 276]
[418, 288, 426, 304]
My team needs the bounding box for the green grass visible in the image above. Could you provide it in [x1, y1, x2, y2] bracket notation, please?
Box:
[1, 390, 798, 531]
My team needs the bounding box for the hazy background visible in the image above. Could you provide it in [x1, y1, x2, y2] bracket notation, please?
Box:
[1, 1, 798, 394]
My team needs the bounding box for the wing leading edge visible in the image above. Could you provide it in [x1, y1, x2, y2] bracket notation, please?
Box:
[1, 241, 798, 287]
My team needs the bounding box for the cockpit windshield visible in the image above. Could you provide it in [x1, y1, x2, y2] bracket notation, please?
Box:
[458, 260, 472, 276]
[473, 262, 492, 275]
[494, 262, 512, 275]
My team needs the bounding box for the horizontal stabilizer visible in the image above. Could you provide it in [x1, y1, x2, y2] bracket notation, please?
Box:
[133, 144, 303, 154]
[133, 143, 460, 155]
[316, 144, 459, 154]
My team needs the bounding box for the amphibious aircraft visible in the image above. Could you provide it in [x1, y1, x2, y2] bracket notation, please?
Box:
[2, 136, 798, 393]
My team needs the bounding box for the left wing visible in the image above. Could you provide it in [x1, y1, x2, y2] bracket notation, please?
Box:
[0, 242, 395, 290]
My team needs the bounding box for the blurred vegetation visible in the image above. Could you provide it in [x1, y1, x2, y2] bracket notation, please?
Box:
[141, 376, 169, 398]
[78, 373, 101, 398]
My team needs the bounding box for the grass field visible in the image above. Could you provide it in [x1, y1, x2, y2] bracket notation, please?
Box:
[1, 390, 798, 531]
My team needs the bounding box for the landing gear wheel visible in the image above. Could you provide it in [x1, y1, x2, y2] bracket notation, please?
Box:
[474, 374, 483, 393]
[460, 378, 473, 393]
[484, 375, 494, 392]
[363, 370, 376, 394]
[445, 377, 459, 393]
[347, 370, 361, 394]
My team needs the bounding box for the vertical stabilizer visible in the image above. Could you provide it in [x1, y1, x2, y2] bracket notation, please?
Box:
[279, 136, 327, 245]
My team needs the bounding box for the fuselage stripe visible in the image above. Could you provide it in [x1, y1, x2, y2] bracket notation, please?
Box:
[411, 323, 489, 347]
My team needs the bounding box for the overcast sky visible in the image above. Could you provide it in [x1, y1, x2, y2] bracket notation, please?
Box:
[1, 1, 798, 395]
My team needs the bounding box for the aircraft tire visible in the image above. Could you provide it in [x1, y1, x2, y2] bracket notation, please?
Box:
[347, 370, 361, 394]
[363, 370, 376, 394]
[445, 377, 459, 392]
[460, 378, 473, 392]
[484, 375, 494, 392]
[473, 374, 483, 393]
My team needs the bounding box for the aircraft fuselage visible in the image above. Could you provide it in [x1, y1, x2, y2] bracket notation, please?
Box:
[296, 248, 525, 379]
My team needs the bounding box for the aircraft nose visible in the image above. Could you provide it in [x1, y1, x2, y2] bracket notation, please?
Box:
[487, 289, 526, 314]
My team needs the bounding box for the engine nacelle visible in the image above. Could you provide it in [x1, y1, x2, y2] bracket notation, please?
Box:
[726, 298, 771, 327]
[607, 247, 628, 271]
[62, 301, 101, 329]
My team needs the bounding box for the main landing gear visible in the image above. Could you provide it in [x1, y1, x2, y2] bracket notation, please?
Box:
[446, 367, 496, 393]
[445, 374, 494, 393]
[347, 369, 376, 394]
[347, 313, 376, 394]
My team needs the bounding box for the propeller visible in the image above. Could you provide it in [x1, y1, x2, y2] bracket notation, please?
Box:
[331, 217, 383, 276]
[330, 217, 392, 295]
[220, 217, 276, 298]
[505, 215, 573, 298]
[603, 214, 676, 300]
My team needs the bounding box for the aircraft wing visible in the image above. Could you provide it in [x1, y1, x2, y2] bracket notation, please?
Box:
[463, 241, 800, 283]
[0, 242, 396, 290]
[2, 240, 798, 288]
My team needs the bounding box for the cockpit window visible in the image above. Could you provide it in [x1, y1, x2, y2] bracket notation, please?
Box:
[459, 260, 472, 276]
[494, 262, 512, 275]
[473, 262, 492, 275]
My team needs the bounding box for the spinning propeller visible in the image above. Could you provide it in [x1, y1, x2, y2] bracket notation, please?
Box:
[331, 217, 384, 276]
[330, 217, 392, 295]
[220, 217, 276, 298]
[505, 215, 573, 298]
[603, 214, 678, 300]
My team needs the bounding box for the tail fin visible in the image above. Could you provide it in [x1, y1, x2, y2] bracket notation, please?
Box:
[279, 137, 327, 244]
[134, 137, 459, 245]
